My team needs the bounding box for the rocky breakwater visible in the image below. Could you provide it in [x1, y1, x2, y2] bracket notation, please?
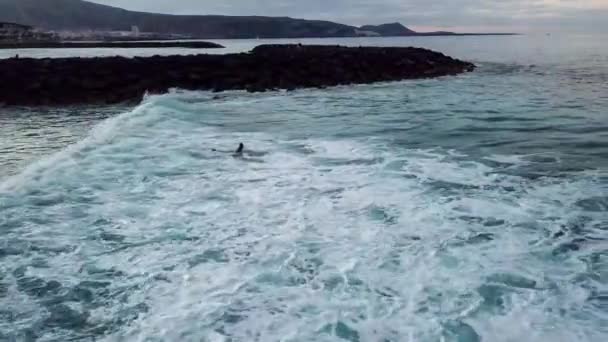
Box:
[0, 45, 475, 106]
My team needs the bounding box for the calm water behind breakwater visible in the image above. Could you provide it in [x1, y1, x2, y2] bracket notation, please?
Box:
[0, 35, 607, 341]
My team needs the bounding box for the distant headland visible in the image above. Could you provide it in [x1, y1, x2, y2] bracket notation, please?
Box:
[0, 0, 516, 40]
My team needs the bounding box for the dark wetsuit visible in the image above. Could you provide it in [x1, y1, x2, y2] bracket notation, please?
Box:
[235, 143, 244, 154]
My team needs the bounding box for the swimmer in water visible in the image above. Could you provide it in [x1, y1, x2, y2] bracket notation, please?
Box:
[211, 143, 265, 163]
[212, 143, 245, 157]
[233, 143, 244, 157]
[235, 143, 244, 153]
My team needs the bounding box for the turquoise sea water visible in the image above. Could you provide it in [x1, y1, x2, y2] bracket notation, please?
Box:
[1, 35, 607, 341]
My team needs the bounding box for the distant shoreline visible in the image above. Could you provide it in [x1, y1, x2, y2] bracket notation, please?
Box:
[210, 33, 520, 39]
[0, 41, 225, 50]
[0, 34, 518, 50]
[407, 33, 518, 36]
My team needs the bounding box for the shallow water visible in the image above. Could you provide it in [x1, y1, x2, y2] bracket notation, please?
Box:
[0, 36, 607, 341]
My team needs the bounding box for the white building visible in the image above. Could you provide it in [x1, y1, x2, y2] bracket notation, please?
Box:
[131, 25, 140, 38]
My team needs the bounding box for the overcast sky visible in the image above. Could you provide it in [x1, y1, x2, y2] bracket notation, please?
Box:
[91, 0, 608, 33]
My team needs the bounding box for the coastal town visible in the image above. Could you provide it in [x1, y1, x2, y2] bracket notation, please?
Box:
[0, 21, 192, 44]
[0, 21, 57, 42]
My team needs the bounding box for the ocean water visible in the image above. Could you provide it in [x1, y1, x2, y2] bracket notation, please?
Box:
[1, 35, 607, 341]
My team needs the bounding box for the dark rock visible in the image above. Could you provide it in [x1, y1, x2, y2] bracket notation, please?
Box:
[0, 45, 475, 106]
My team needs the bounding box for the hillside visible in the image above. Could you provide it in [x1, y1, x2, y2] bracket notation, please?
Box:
[0, 0, 364, 38]
[359, 23, 416, 36]
[0, 0, 498, 39]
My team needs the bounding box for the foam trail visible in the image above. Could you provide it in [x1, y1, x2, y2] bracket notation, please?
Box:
[0, 101, 154, 193]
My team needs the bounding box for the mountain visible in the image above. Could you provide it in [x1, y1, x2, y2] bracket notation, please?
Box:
[359, 23, 416, 36]
[0, 0, 357, 38]
[0, 0, 510, 39]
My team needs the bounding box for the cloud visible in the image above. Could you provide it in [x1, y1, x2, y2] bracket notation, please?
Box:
[90, 0, 608, 33]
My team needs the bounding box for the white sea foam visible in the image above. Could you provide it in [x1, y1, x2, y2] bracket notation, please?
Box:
[1, 87, 606, 342]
